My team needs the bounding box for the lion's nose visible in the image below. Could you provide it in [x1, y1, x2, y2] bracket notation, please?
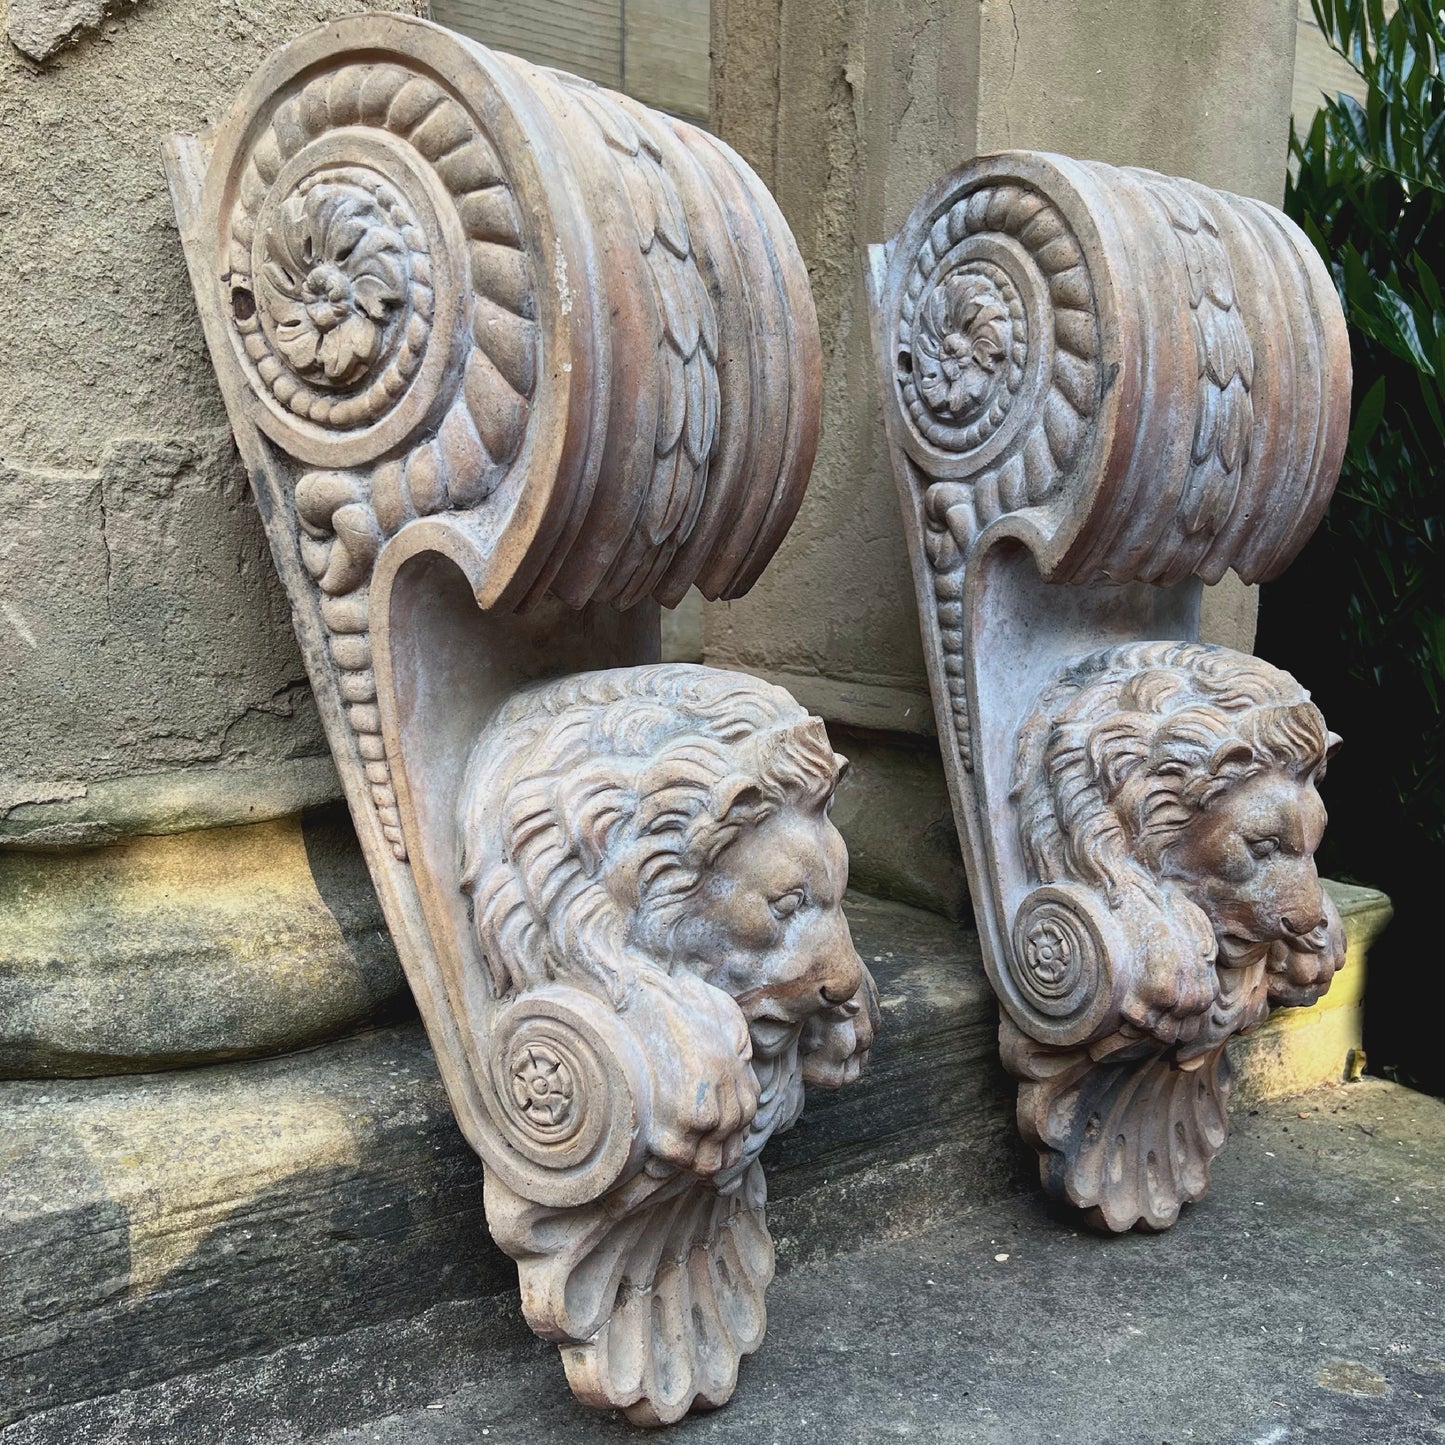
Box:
[818, 952, 863, 1008]
[1283, 910, 1325, 938]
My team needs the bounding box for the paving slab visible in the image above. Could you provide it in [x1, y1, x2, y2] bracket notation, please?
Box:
[0, 885, 1398, 1438]
[5, 1079, 1439, 1445]
[0, 893, 1021, 1427]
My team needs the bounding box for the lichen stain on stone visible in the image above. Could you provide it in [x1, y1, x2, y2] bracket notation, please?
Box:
[1316, 1359, 1390, 1397]
[72, 1095, 362, 1297]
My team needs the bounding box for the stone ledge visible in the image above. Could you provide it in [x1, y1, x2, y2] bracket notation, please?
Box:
[729, 666, 940, 737]
[0, 807, 406, 1078]
[1231, 879, 1393, 1107]
[0, 894, 1010, 1426]
[0, 758, 342, 850]
[0, 886, 1392, 1428]
[5, 1078, 1438, 1445]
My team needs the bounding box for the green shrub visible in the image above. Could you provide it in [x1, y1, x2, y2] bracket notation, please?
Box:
[1285, 0, 1445, 837]
[1262, 0, 1444, 1090]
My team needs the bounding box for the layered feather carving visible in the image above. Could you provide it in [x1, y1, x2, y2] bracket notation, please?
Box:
[1134, 172, 1256, 568]
[558, 74, 722, 608]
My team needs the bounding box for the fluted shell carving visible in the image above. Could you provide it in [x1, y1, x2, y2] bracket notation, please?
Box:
[194, 17, 821, 859]
[867, 154, 1351, 1232]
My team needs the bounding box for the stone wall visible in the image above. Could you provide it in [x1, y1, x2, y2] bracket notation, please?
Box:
[0, 0, 1321, 1025]
[0, 0, 427, 1073]
[0, 0, 433, 843]
[433, 0, 710, 120]
[708, 0, 1301, 910]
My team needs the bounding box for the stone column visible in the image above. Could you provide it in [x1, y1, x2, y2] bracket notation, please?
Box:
[0, 0, 427, 1075]
[708, 0, 1299, 913]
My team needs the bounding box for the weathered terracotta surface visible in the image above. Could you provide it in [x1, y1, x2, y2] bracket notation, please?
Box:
[866, 152, 1351, 1231]
[164, 14, 873, 1423]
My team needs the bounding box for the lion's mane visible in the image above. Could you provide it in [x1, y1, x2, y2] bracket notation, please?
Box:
[1012, 641, 1331, 904]
[458, 664, 841, 1005]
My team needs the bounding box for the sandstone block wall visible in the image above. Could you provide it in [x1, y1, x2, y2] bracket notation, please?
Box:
[0, 0, 435, 844]
[707, 0, 1301, 910]
[0, 0, 427, 1073]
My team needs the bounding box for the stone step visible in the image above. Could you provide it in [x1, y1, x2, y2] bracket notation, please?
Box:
[6, 1079, 1441, 1445]
[0, 885, 1390, 1432]
[0, 892, 1018, 1429]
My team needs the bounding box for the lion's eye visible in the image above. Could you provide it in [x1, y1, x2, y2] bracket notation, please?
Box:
[770, 888, 806, 920]
[1248, 837, 1279, 858]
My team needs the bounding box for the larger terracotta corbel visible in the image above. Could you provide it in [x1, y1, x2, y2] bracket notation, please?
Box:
[164, 16, 876, 1423]
[866, 154, 1351, 1231]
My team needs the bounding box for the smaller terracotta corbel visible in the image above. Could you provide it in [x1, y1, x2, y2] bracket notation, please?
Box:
[866, 152, 1351, 1230]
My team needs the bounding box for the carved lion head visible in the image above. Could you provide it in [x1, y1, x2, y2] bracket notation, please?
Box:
[458, 665, 877, 1182]
[1012, 642, 1344, 1045]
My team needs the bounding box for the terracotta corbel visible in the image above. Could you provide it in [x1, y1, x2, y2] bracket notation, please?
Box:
[165, 17, 875, 1422]
[866, 153, 1350, 1231]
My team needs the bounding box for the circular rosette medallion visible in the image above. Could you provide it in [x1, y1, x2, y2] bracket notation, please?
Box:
[486, 987, 647, 1206]
[1008, 883, 1122, 1047]
[909, 260, 1025, 449]
[508, 1040, 580, 1140]
[894, 182, 1103, 517]
[211, 51, 541, 489]
[246, 162, 432, 439]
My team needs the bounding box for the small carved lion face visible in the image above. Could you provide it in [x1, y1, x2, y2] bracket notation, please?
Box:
[1164, 766, 1339, 967]
[668, 798, 875, 1084]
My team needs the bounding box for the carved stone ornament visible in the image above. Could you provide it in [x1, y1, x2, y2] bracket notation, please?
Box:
[164, 16, 877, 1423]
[866, 153, 1351, 1231]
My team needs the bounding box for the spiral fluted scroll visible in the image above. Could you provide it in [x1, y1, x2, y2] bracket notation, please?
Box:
[485, 986, 648, 1208]
[1008, 883, 1124, 1048]
[197, 17, 821, 859]
[882, 153, 1350, 588]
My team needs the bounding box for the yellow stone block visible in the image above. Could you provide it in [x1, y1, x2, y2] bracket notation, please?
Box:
[1229, 880, 1393, 1107]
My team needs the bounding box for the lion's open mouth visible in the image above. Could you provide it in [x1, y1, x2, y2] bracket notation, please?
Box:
[747, 1013, 802, 1058]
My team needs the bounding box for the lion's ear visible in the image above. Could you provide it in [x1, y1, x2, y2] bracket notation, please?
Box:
[713, 776, 766, 824]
